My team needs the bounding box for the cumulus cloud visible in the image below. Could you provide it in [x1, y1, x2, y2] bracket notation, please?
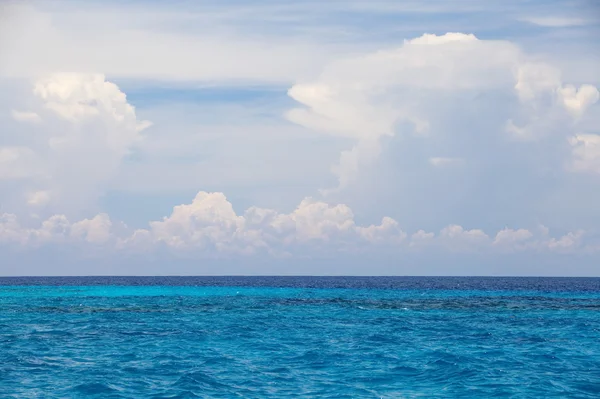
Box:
[494, 228, 533, 245]
[70, 214, 112, 244]
[558, 85, 600, 118]
[410, 230, 435, 248]
[123, 191, 407, 256]
[439, 225, 489, 252]
[514, 62, 562, 102]
[0, 212, 114, 246]
[492, 226, 587, 253]
[546, 230, 585, 252]
[1, 191, 596, 257]
[1, 73, 150, 215]
[286, 32, 598, 191]
[510, 67, 598, 140]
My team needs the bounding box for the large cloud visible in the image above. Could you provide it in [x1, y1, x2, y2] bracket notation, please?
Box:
[2, 73, 150, 215]
[286, 32, 599, 191]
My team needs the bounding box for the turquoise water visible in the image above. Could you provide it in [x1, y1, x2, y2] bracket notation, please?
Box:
[0, 277, 599, 398]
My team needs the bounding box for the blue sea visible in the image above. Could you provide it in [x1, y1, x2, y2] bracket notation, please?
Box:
[1, 277, 599, 398]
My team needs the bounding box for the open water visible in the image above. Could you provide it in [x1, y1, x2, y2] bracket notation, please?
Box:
[0, 276, 599, 398]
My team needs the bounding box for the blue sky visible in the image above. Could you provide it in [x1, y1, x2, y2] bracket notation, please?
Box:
[1, 0, 599, 275]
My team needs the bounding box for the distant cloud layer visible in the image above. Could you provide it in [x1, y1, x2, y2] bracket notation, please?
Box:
[520, 16, 590, 28]
[1, 191, 594, 258]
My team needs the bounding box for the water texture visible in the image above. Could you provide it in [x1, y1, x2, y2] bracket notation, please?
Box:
[0, 277, 599, 398]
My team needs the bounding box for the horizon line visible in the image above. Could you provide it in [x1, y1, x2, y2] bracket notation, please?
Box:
[1, 275, 599, 278]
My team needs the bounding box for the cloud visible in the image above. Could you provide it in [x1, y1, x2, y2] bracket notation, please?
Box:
[286, 32, 598, 191]
[70, 214, 112, 244]
[494, 227, 533, 244]
[0, 212, 114, 246]
[1, 73, 150, 215]
[569, 134, 600, 174]
[33, 73, 150, 134]
[558, 84, 600, 118]
[11, 110, 41, 123]
[0, 146, 42, 180]
[123, 191, 407, 256]
[1, 191, 596, 258]
[514, 61, 562, 102]
[2, 1, 536, 85]
[405, 32, 478, 45]
[439, 225, 489, 252]
[0, 3, 345, 84]
[520, 16, 590, 28]
[27, 190, 51, 207]
[546, 230, 585, 252]
[410, 230, 435, 247]
[492, 226, 586, 253]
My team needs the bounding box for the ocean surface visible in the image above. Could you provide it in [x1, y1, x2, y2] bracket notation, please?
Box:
[1, 276, 599, 398]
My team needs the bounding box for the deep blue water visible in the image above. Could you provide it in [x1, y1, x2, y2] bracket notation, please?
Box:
[1, 277, 599, 398]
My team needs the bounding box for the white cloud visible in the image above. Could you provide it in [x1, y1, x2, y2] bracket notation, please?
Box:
[0, 3, 344, 84]
[1, 74, 150, 215]
[521, 16, 589, 28]
[439, 225, 490, 252]
[2, 191, 595, 256]
[33, 73, 150, 139]
[409, 230, 435, 248]
[545, 230, 584, 252]
[558, 84, 599, 118]
[286, 32, 597, 191]
[2, 1, 529, 86]
[492, 226, 588, 253]
[569, 134, 600, 174]
[357, 216, 406, 244]
[124, 191, 407, 255]
[11, 110, 41, 123]
[493, 228, 534, 251]
[70, 214, 112, 244]
[514, 62, 561, 102]
[138, 191, 247, 252]
[27, 190, 51, 207]
[0, 146, 42, 180]
[0, 212, 114, 246]
[405, 32, 478, 45]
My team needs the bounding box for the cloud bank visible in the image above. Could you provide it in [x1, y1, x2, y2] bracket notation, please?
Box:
[0, 191, 594, 259]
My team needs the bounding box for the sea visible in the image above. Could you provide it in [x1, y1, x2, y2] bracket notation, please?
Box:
[0, 276, 599, 398]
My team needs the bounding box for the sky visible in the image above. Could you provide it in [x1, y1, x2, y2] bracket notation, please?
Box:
[1, 0, 600, 276]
